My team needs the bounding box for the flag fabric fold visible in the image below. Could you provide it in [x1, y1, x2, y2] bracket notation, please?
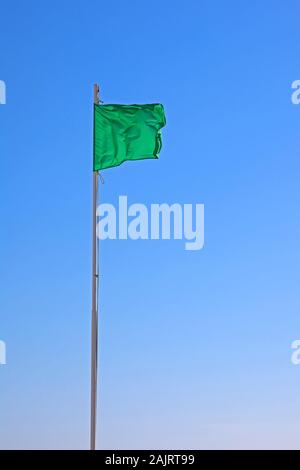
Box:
[93, 103, 166, 171]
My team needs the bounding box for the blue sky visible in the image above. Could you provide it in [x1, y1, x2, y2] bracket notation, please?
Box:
[1, 0, 300, 449]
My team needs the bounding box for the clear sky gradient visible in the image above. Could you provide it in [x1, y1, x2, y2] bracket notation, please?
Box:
[1, 0, 300, 450]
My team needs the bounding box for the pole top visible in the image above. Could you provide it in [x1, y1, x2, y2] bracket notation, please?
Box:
[94, 84, 100, 104]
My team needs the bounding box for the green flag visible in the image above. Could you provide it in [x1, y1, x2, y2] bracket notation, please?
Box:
[93, 103, 166, 171]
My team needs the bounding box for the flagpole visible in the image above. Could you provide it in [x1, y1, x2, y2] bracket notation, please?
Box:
[90, 83, 100, 450]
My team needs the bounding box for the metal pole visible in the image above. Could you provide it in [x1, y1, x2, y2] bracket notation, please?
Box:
[90, 83, 100, 450]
